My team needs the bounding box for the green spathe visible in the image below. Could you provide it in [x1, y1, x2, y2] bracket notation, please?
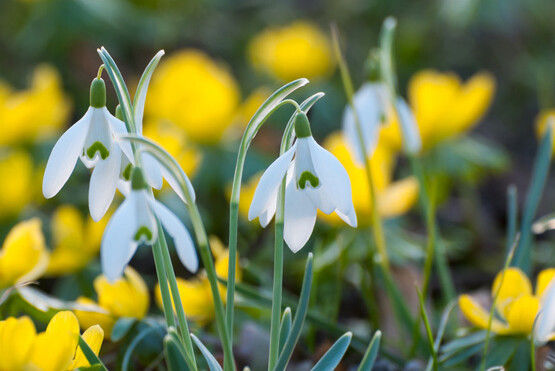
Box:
[90, 78, 106, 108]
[293, 112, 312, 138]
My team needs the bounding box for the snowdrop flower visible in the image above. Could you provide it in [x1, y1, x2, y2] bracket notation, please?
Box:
[43, 77, 133, 221]
[101, 167, 198, 281]
[342, 82, 390, 163]
[249, 112, 357, 252]
[535, 276, 555, 345]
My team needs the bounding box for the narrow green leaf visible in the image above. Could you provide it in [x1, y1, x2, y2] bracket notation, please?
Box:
[513, 121, 553, 272]
[416, 286, 437, 371]
[357, 330, 382, 371]
[243, 78, 308, 146]
[78, 335, 108, 371]
[165, 334, 192, 371]
[133, 50, 164, 133]
[122, 326, 162, 371]
[273, 253, 314, 371]
[425, 300, 457, 371]
[110, 317, 136, 342]
[379, 16, 398, 98]
[97, 47, 135, 133]
[279, 307, 292, 352]
[191, 333, 223, 371]
[440, 330, 487, 356]
[311, 332, 352, 371]
[506, 185, 518, 254]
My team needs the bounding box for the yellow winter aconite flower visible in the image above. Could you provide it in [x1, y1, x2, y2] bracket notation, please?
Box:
[46, 205, 108, 276]
[0, 218, 49, 289]
[459, 267, 555, 336]
[0, 150, 35, 219]
[146, 49, 240, 144]
[155, 237, 241, 325]
[406, 70, 495, 149]
[144, 120, 201, 178]
[248, 21, 335, 82]
[318, 132, 418, 226]
[0, 65, 71, 146]
[0, 311, 104, 371]
[74, 267, 149, 337]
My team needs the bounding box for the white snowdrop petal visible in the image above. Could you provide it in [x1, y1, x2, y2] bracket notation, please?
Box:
[395, 97, 422, 154]
[161, 164, 196, 204]
[134, 190, 159, 245]
[283, 177, 317, 253]
[536, 278, 555, 345]
[106, 111, 134, 162]
[83, 108, 113, 161]
[101, 197, 138, 282]
[150, 199, 199, 273]
[308, 137, 354, 215]
[342, 83, 382, 163]
[335, 205, 358, 228]
[142, 152, 163, 190]
[305, 185, 335, 214]
[42, 109, 91, 198]
[249, 143, 297, 222]
[259, 189, 278, 227]
[89, 144, 122, 221]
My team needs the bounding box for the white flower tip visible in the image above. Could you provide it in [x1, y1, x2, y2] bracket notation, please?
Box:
[185, 256, 199, 273]
[157, 50, 165, 57]
[42, 182, 56, 199]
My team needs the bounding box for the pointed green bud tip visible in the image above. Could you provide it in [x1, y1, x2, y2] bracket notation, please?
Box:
[294, 112, 312, 138]
[90, 78, 106, 108]
[115, 105, 123, 121]
[131, 167, 147, 190]
[364, 49, 381, 82]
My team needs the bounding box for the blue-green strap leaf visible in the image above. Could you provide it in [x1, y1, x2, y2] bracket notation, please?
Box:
[278, 307, 292, 352]
[78, 335, 108, 371]
[191, 333, 224, 371]
[165, 333, 192, 371]
[273, 253, 314, 371]
[311, 332, 352, 371]
[133, 50, 164, 134]
[357, 330, 382, 371]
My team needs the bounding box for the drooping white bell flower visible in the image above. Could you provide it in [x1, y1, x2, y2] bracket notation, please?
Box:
[342, 82, 390, 163]
[101, 167, 198, 281]
[535, 276, 555, 345]
[43, 77, 133, 221]
[249, 112, 357, 252]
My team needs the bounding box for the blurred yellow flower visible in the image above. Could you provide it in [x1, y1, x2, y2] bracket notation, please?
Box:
[319, 132, 418, 226]
[407, 70, 495, 149]
[75, 267, 149, 337]
[0, 311, 103, 371]
[248, 20, 335, 82]
[0, 218, 49, 289]
[46, 205, 108, 276]
[0, 150, 35, 219]
[0, 65, 71, 146]
[155, 237, 240, 325]
[144, 120, 201, 178]
[459, 268, 555, 336]
[146, 49, 240, 144]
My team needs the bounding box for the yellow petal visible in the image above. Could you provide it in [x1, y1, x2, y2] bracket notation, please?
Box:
[0, 151, 34, 219]
[155, 277, 214, 325]
[443, 72, 495, 138]
[492, 268, 532, 320]
[0, 316, 36, 371]
[95, 267, 149, 319]
[73, 297, 115, 339]
[377, 177, 419, 218]
[536, 268, 555, 298]
[505, 294, 539, 334]
[26, 311, 79, 371]
[248, 21, 335, 82]
[145, 50, 240, 143]
[70, 325, 104, 369]
[0, 218, 49, 288]
[458, 294, 509, 334]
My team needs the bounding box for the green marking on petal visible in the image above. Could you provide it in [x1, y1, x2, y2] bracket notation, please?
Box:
[298, 171, 319, 189]
[134, 226, 153, 242]
[86, 142, 110, 160]
[122, 163, 133, 181]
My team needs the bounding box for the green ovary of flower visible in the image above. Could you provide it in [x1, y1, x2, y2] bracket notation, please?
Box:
[122, 164, 132, 180]
[298, 171, 319, 189]
[86, 142, 110, 160]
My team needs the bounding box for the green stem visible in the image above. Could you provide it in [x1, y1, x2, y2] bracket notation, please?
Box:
[157, 221, 197, 369]
[531, 335, 536, 371]
[151, 239, 176, 331]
